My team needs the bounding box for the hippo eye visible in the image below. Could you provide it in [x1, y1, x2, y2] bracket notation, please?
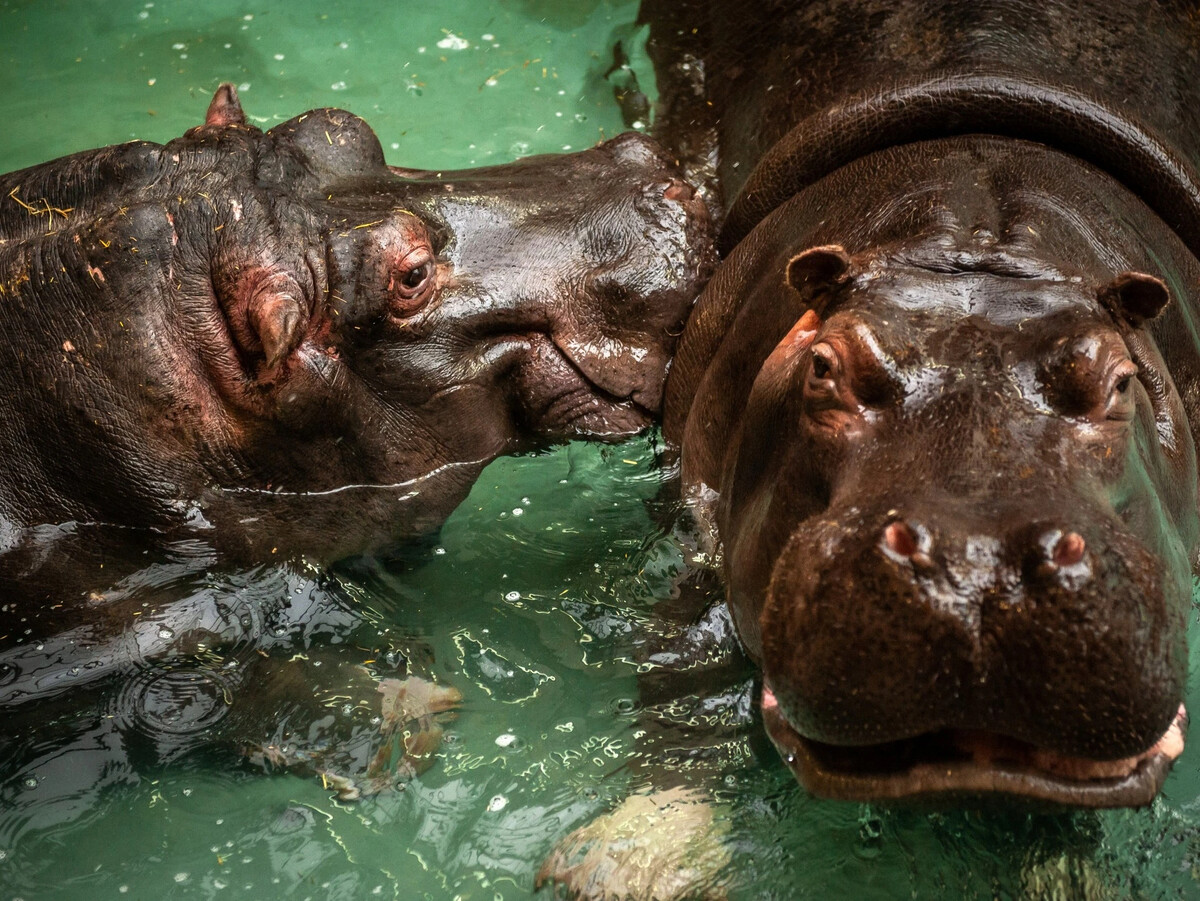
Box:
[1105, 361, 1138, 421]
[810, 345, 836, 382]
[387, 248, 437, 316]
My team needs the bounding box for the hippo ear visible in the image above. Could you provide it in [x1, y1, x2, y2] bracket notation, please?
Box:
[216, 267, 309, 376]
[205, 83, 246, 127]
[785, 245, 853, 308]
[1100, 271, 1170, 328]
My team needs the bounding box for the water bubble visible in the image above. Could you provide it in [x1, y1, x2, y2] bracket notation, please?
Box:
[487, 794, 507, 812]
[331, 81, 347, 91]
[23, 777, 37, 789]
[273, 53, 284, 61]
[511, 507, 523, 516]
[158, 627, 175, 640]
[174, 872, 189, 883]
[504, 591, 520, 602]
[495, 732, 519, 749]
[609, 697, 638, 716]
[482, 33, 495, 41]
[582, 787, 598, 800]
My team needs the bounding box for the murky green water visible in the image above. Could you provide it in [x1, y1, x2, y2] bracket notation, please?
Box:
[3, 2, 1200, 899]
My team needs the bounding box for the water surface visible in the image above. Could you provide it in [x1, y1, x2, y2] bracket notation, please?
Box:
[2, 2, 1200, 899]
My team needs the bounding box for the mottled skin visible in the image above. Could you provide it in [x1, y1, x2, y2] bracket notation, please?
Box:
[634, 0, 1200, 811]
[0, 85, 712, 575]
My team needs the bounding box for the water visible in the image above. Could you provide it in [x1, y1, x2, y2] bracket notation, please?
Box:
[3, 2, 1200, 899]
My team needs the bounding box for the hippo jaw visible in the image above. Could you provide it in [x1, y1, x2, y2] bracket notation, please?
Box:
[762, 686, 1187, 807]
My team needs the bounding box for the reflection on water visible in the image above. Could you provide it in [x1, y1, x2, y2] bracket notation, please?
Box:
[2, 0, 1200, 899]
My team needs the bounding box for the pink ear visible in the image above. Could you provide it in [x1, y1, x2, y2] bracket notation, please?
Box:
[758, 309, 822, 386]
[205, 83, 247, 127]
[1100, 271, 1170, 327]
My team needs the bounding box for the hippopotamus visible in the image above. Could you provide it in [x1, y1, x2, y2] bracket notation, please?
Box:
[0, 84, 712, 580]
[0, 85, 714, 834]
[644, 0, 1200, 811]
[542, 2, 1200, 894]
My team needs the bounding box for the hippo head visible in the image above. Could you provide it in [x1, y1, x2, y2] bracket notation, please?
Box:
[666, 138, 1200, 807]
[197, 94, 713, 558]
[693, 239, 1194, 806]
[0, 85, 712, 562]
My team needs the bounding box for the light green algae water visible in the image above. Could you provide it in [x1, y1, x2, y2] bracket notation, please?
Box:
[2, 2, 1200, 900]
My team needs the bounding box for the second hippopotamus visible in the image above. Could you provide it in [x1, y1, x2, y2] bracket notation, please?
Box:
[0, 85, 712, 574]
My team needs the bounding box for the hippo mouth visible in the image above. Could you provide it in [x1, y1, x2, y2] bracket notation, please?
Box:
[509, 332, 659, 438]
[761, 685, 1187, 808]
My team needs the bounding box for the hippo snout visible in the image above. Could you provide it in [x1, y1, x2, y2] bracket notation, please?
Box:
[758, 496, 1189, 801]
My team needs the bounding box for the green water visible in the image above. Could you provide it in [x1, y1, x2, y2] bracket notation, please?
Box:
[3, 1, 1200, 899]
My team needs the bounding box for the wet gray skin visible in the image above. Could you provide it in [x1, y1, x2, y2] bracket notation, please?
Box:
[0, 84, 712, 575]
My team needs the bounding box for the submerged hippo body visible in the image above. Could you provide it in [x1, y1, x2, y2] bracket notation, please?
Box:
[646, 0, 1200, 807]
[0, 85, 711, 574]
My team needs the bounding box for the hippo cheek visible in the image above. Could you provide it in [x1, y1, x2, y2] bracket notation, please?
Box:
[756, 517, 1189, 807]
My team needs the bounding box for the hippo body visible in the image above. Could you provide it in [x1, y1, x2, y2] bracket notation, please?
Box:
[0, 86, 711, 578]
[643, 0, 1200, 808]
[0, 89, 715, 832]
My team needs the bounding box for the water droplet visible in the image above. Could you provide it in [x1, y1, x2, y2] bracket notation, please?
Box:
[487, 794, 507, 812]
[495, 732, 518, 748]
[158, 627, 175, 640]
[23, 777, 37, 789]
[504, 591, 520, 602]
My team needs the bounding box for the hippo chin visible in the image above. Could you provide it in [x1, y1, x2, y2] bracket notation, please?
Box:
[0, 85, 712, 568]
[649, 0, 1200, 809]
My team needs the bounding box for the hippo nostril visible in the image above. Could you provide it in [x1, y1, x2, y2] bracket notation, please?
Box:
[882, 520, 936, 573]
[664, 181, 694, 203]
[883, 520, 919, 557]
[1052, 531, 1087, 567]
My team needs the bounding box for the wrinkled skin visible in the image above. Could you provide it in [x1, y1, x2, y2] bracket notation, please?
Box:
[648, 0, 1200, 809]
[0, 85, 714, 853]
[0, 85, 712, 574]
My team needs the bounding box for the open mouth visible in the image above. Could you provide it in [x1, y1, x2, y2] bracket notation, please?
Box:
[761, 685, 1188, 808]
